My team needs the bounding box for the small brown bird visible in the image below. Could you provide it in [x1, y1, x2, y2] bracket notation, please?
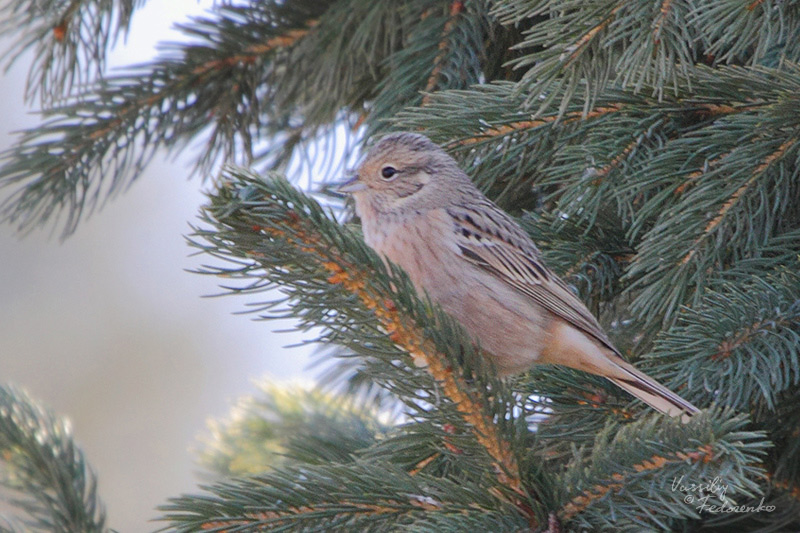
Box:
[340, 132, 699, 420]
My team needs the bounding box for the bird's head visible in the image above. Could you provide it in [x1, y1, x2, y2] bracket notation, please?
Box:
[339, 132, 469, 215]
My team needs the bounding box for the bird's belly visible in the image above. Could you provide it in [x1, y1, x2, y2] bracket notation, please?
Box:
[372, 222, 550, 375]
[432, 271, 552, 375]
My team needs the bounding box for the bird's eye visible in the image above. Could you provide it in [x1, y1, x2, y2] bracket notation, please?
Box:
[380, 166, 398, 180]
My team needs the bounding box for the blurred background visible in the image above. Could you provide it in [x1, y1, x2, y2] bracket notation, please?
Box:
[0, 2, 313, 530]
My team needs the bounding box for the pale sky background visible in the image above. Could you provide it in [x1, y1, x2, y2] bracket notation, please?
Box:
[0, 2, 316, 530]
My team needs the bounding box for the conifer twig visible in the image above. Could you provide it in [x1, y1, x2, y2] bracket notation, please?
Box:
[455, 105, 622, 145]
[593, 138, 640, 180]
[680, 137, 797, 265]
[652, 0, 674, 44]
[191, 19, 319, 75]
[0, 384, 107, 532]
[421, 1, 465, 105]
[559, 444, 714, 521]
[562, 4, 624, 65]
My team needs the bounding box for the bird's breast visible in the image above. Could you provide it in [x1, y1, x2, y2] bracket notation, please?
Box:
[365, 211, 453, 289]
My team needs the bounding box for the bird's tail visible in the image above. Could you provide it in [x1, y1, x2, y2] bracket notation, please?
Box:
[607, 360, 699, 423]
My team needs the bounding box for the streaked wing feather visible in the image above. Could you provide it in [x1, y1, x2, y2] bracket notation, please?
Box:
[447, 204, 618, 354]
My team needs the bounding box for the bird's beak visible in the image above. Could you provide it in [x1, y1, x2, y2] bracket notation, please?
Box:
[337, 175, 367, 193]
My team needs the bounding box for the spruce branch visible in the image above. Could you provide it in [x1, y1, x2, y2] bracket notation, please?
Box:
[496, 0, 698, 113]
[366, 0, 507, 137]
[705, 387, 800, 531]
[0, 0, 141, 104]
[159, 461, 529, 532]
[0, 384, 107, 533]
[557, 409, 769, 531]
[0, 2, 328, 236]
[767, 475, 800, 503]
[396, 66, 795, 230]
[307, 344, 405, 417]
[394, 81, 749, 217]
[198, 382, 395, 478]
[626, 126, 799, 331]
[692, 0, 800, 67]
[189, 167, 541, 525]
[645, 268, 800, 412]
[421, 0, 466, 104]
[0, 0, 521, 236]
[520, 367, 640, 448]
[678, 137, 797, 267]
[494, 0, 800, 113]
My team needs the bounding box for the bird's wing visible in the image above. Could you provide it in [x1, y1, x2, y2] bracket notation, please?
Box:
[445, 203, 618, 354]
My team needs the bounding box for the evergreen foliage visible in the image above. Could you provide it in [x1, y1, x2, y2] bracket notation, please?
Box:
[0, 385, 107, 532]
[2, 0, 800, 531]
[198, 382, 396, 477]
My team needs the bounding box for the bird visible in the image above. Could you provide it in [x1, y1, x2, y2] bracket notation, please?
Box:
[339, 132, 699, 420]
